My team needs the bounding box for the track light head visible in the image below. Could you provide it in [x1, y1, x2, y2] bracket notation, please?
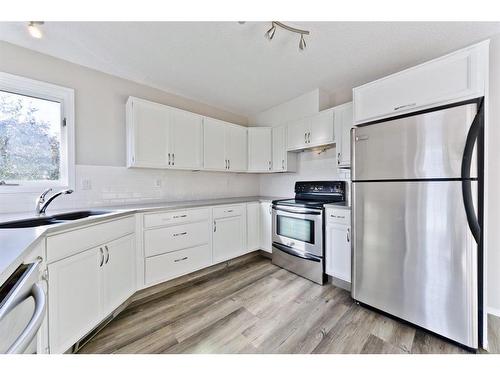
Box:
[299, 34, 306, 50]
[265, 24, 276, 40]
[28, 21, 44, 39]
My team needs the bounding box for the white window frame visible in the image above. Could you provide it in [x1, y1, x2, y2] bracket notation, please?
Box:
[0, 72, 75, 193]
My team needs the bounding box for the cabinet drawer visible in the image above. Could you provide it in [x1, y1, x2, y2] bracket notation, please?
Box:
[143, 208, 209, 228]
[326, 208, 351, 225]
[144, 221, 209, 257]
[46, 216, 135, 263]
[145, 244, 211, 285]
[213, 204, 245, 219]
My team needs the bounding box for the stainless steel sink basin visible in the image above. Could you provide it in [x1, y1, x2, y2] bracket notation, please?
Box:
[0, 210, 113, 229]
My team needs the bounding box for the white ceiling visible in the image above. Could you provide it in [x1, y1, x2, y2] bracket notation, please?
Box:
[1, 21, 500, 117]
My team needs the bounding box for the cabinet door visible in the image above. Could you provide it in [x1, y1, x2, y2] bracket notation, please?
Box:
[48, 247, 102, 353]
[259, 202, 272, 253]
[272, 126, 286, 172]
[310, 109, 335, 146]
[203, 118, 227, 170]
[128, 98, 171, 168]
[287, 118, 309, 151]
[336, 102, 353, 168]
[227, 126, 248, 171]
[170, 109, 203, 169]
[248, 127, 272, 172]
[325, 224, 351, 282]
[246, 202, 260, 251]
[102, 234, 136, 316]
[213, 216, 245, 263]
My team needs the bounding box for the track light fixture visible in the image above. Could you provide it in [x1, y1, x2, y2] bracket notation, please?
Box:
[27, 21, 44, 39]
[264, 21, 309, 50]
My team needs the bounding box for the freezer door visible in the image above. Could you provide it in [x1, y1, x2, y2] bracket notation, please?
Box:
[352, 180, 478, 348]
[352, 103, 477, 180]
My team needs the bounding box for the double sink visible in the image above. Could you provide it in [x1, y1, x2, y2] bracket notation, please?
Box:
[0, 210, 112, 229]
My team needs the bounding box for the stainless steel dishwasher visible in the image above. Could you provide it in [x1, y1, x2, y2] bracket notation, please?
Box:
[0, 258, 46, 354]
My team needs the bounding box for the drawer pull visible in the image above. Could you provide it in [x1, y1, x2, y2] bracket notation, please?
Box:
[173, 231, 188, 237]
[173, 214, 187, 219]
[174, 256, 188, 263]
[225, 210, 234, 213]
[394, 102, 416, 111]
[331, 215, 345, 219]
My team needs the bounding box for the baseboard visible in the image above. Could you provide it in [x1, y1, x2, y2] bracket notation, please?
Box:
[327, 275, 351, 292]
[488, 306, 500, 318]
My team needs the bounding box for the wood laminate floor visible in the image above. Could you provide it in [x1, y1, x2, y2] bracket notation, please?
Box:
[78, 254, 500, 354]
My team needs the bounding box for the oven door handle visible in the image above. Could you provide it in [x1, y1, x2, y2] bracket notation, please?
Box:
[272, 206, 322, 216]
[273, 242, 322, 262]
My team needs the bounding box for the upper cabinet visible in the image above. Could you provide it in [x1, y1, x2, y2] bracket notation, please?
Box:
[203, 117, 248, 172]
[248, 127, 272, 172]
[126, 97, 203, 170]
[353, 40, 489, 125]
[334, 102, 353, 168]
[287, 108, 335, 151]
[271, 126, 296, 172]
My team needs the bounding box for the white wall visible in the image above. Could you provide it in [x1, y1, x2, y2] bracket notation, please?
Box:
[487, 33, 500, 315]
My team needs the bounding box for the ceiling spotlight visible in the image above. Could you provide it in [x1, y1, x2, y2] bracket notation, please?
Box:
[299, 34, 306, 50]
[28, 21, 44, 39]
[265, 23, 276, 40]
[264, 21, 309, 51]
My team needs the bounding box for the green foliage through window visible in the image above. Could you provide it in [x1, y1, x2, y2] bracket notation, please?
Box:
[0, 90, 61, 181]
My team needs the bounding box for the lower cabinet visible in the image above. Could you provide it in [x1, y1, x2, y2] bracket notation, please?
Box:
[213, 204, 247, 263]
[260, 202, 272, 253]
[246, 202, 260, 251]
[47, 233, 136, 353]
[325, 208, 351, 284]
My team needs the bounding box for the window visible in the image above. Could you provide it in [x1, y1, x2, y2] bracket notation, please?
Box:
[0, 72, 74, 192]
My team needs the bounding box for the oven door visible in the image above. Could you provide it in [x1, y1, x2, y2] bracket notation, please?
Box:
[272, 205, 323, 257]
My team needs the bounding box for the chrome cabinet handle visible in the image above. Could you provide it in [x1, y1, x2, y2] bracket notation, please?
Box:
[99, 248, 104, 267]
[214, 220, 217, 232]
[282, 159, 284, 170]
[347, 228, 350, 243]
[104, 245, 110, 264]
[228, 159, 230, 170]
[337, 152, 341, 165]
[394, 103, 416, 111]
[174, 256, 188, 263]
[172, 153, 175, 166]
[168, 153, 171, 166]
[225, 159, 228, 169]
[268, 160, 271, 170]
[173, 214, 187, 219]
[304, 132, 307, 143]
[173, 231, 188, 237]
[225, 209, 234, 213]
[308, 132, 311, 143]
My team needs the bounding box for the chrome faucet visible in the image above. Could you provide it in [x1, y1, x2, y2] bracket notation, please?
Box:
[35, 188, 74, 216]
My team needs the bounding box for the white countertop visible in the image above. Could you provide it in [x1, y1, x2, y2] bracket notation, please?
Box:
[0, 196, 282, 285]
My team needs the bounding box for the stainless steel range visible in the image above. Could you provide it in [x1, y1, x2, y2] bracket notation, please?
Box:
[272, 181, 346, 284]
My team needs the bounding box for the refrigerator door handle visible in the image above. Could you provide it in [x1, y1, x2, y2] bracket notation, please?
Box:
[461, 98, 483, 244]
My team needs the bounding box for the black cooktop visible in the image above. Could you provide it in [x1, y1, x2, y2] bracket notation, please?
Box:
[272, 181, 346, 209]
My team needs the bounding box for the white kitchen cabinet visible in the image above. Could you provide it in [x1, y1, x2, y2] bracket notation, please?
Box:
[48, 246, 102, 354]
[353, 40, 489, 124]
[287, 108, 335, 151]
[248, 127, 272, 172]
[213, 205, 246, 263]
[47, 225, 136, 353]
[310, 108, 335, 146]
[325, 207, 351, 284]
[246, 202, 260, 251]
[272, 126, 297, 172]
[260, 201, 272, 253]
[126, 97, 203, 170]
[169, 109, 203, 169]
[334, 102, 353, 168]
[101, 234, 136, 317]
[203, 117, 247, 172]
[126, 97, 170, 168]
[227, 125, 248, 172]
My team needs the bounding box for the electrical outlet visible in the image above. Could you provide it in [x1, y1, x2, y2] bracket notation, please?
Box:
[154, 179, 162, 188]
[81, 179, 92, 190]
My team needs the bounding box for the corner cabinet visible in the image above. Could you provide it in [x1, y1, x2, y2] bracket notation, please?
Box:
[325, 207, 351, 285]
[126, 97, 203, 170]
[248, 127, 272, 172]
[203, 117, 248, 172]
[334, 102, 353, 169]
[272, 126, 297, 172]
[353, 40, 489, 124]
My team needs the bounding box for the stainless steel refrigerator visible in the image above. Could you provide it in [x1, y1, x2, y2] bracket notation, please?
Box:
[351, 99, 484, 350]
